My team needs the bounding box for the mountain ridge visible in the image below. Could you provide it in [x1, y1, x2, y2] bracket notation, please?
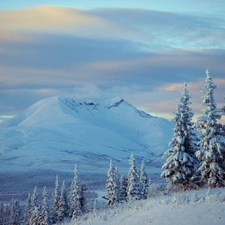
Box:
[0, 96, 173, 174]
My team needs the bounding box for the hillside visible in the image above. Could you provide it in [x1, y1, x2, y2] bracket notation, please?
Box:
[0, 96, 173, 176]
[65, 187, 225, 225]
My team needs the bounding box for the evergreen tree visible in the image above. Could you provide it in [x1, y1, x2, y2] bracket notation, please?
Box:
[119, 176, 128, 202]
[52, 175, 60, 223]
[127, 153, 140, 200]
[4, 204, 10, 225]
[69, 164, 82, 219]
[58, 181, 69, 222]
[80, 183, 86, 213]
[195, 69, 225, 187]
[39, 186, 51, 225]
[30, 187, 40, 225]
[140, 161, 149, 199]
[106, 160, 119, 207]
[0, 202, 4, 225]
[161, 83, 199, 189]
[9, 199, 20, 225]
[24, 193, 32, 225]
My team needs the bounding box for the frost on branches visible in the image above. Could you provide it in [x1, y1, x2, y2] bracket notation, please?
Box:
[127, 153, 141, 200]
[161, 83, 199, 190]
[140, 160, 149, 199]
[195, 69, 225, 187]
[69, 165, 82, 219]
[106, 160, 119, 207]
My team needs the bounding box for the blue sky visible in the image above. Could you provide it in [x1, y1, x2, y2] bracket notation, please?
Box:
[0, 0, 225, 122]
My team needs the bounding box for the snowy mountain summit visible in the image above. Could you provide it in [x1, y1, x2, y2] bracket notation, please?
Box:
[0, 96, 173, 173]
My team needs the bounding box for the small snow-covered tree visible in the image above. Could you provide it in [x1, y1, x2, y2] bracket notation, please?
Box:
[140, 161, 149, 199]
[80, 183, 86, 213]
[118, 176, 128, 202]
[39, 186, 51, 225]
[4, 204, 10, 225]
[0, 202, 4, 225]
[52, 175, 60, 223]
[58, 181, 69, 221]
[30, 187, 40, 225]
[127, 153, 140, 200]
[106, 160, 119, 207]
[9, 199, 20, 225]
[24, 193, 32, 225]
[195, 69, 225, 187]
[69, 164, 82, 219]
[161, 83, 199, 189]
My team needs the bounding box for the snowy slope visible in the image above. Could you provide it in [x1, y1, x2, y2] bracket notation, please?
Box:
[66, 188, 225, 225]
[0, 96, 173, 174]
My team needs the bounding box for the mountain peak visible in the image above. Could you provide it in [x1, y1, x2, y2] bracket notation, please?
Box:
[0, 95, 173, 174]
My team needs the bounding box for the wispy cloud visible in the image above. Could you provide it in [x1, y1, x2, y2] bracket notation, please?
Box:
[0, 5, 224, 122]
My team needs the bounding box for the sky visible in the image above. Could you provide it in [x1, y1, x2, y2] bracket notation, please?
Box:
[0, 0, 225, 123]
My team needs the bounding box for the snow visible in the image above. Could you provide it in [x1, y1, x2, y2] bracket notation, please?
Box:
[65, 188, 225, 225]
[0, 96, 173, 175]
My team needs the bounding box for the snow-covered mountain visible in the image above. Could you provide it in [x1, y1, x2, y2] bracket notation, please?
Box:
[0, 96, 173, 174]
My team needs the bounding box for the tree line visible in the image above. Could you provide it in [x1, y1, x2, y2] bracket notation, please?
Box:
[106, 153, 149, 208]
[0, 69, 224, 224]
[0, 154, 149, 225]
[161, 69, 225, 189]
[0, 165, 86, 225]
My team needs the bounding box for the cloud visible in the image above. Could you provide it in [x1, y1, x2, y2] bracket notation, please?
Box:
[0, 6, 141, 42]
[0, 5, 225, 122]
[1, 6, 225, 50]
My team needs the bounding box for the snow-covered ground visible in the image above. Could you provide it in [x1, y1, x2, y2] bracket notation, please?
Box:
[0, 96, 173, 196]
[65, 188, 225, 225]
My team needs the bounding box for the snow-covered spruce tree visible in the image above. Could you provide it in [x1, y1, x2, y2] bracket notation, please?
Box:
[195, 69, 225, 187]
[4, 204, 10, 225]
[69, 164, 82, 219]
[106, 160, 119, 207]
[51, 175, 60, 223]
[39, 186, 51, 225]
[58, 181, 69, 222]
[161, 83, 199, 190]
[118, 176, 128, 202]
[30, 187, 40, 225]
[80, 183, 86, 213]
[24, 193, 32, 225]
[140, 161, 149, 199]
[0, 202, 4, 225]
[9, 199, 21, 225]
[127, 153, 141, 200]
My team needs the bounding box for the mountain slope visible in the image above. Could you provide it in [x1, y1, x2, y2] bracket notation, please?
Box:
[0, 96, 173, 174]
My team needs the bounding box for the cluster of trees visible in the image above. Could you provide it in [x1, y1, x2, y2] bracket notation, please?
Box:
[0, 165, 86, 225]
[1, 69, 224, 223]
[161, 69, 225, 189]
[0, 155, 150, 224]
[106, 153, 149, 207]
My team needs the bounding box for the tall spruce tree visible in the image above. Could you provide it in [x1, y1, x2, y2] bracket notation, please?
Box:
[52, 175, 60, 223]
[69, 164, 82, 219]
[39, 186, 51, 225]
[161, 83, 199, 189]
[30, 187, 40, 225]
[119, 176, 128, 202]
[195, 69, 225, 187]
[140, 161, 149, 199]
[127, 153, 140, 200]
[106, 160, 119, 207]
[9, 199, 20, 225]
[0, 202, 4, 225]
[24, 194, 32, 225]
[58, 181, 69, 221]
